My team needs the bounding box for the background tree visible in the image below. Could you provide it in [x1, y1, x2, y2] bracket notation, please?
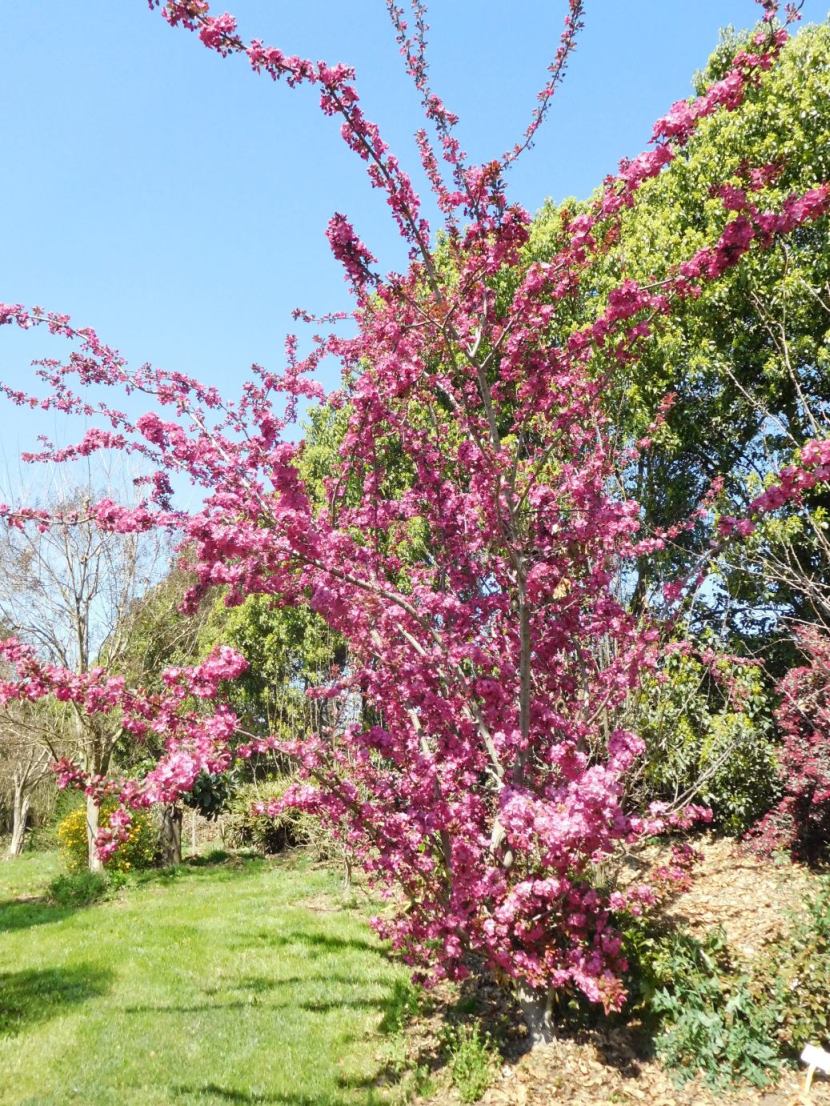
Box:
[530, 20, 830, 660]
[0, 490, 164, 869]
[0, 703, 53, 857]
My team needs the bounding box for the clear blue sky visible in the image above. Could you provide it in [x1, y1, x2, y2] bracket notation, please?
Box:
[1, 0, 827, 490]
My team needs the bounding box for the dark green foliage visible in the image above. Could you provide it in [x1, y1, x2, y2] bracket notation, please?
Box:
[622, 877, 830, 1087]
[377, 977, 424, 1035]
[630, 649, 781, 833]
[623, 919, 780, 1087]
[183, 769, 235, 821]
[186, 847, 234, 866]
[108, 567, 209, 690]
[531, 21, 830, 653]
[199, 593, 343, 741]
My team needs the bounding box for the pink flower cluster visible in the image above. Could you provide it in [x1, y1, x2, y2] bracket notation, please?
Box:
[718, 434, 830, 538]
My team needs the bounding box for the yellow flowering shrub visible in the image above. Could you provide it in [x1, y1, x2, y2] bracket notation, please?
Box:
[57, 803, 157, 873]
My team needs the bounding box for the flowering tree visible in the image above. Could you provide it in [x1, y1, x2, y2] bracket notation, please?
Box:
[752, 627, 830, 860]
[1, 0, 829, 1040]
[0, 637, 249, 861]
[0, 490, 164, 869]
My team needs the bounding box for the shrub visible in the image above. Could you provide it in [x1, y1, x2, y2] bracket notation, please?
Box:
[441, 1023, 498, 1104]
[187, 847, 233, 866]
[623, 882, 830, 1088]
[632, 650, 780, 834]
[622, 919, 780, 1088]
[223, 776, 348, 865]
[57, 803, 157, 873]
[752, 628, 830, 860]
[751, 879, 830, 1055]
[47, 870, 110, 908]
[223, 778, 303, 854]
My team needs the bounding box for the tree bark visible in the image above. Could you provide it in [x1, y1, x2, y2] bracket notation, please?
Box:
[516, 985, 555, 1047]
[159, 804, 183, 866]
[7, 783, 30, 858]
[86, 793, 104, 872]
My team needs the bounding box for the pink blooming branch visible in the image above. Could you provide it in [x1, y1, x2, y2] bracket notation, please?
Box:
[149, 1, 436, 281]
[0, 636, 247, 861]
[501, 0, 585, 170]
[385, 0, 468, 220]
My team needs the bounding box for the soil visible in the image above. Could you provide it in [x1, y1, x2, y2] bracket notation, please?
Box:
[660, 836, 815, 961]
[411, 836, 830, 1106]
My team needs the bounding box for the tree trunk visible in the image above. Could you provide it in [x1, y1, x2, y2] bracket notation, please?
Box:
[7, 783, 30, 858]
[86, 793, 104, 872]
[516, 985, 555, 1047]
[159, 804, 183, 866]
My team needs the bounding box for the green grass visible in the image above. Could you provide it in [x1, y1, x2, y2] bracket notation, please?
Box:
[0, 850, 414, 1106]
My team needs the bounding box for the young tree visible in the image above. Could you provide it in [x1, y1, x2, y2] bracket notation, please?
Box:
[1, 0, 828, 1039]
[0, 492, 163, 869]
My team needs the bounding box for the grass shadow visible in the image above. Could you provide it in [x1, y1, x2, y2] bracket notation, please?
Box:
[242, 930, 382, 957]
[124, 993, 387, 1017]
[185, 849, 235, 868]
[171, 1085, 354, 1105]
[0, 897, 76, 934]
[0, 964, 113, 1035]
[132, 853, 265, 890]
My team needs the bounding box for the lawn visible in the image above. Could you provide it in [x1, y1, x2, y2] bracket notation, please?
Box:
[0, 850, 414, 1106]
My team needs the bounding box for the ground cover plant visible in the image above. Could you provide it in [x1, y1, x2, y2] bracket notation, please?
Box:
[0, 849, 416, 1106]
[1, 0, 829, 1065]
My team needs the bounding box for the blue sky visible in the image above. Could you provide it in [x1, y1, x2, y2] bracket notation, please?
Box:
[1, 0, 827, 494]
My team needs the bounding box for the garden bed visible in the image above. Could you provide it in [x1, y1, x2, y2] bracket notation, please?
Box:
[413, 837, 830, 1105]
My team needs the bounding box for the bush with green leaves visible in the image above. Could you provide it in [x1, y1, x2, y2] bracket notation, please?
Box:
[223, 776, 352, 867]
[750, 878, 830, 1056]
[222, 778, 304, 854]
[621, 878, 830, 1087]
[630, 648, 780, 833]
[441, 1023, 499, 1104]
[47, 870, 112, 908]
[623, 919, 780, 1088]
[183, 769, 234, 822]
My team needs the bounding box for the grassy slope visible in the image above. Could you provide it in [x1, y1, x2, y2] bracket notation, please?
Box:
[0, 851, 412, 1106]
